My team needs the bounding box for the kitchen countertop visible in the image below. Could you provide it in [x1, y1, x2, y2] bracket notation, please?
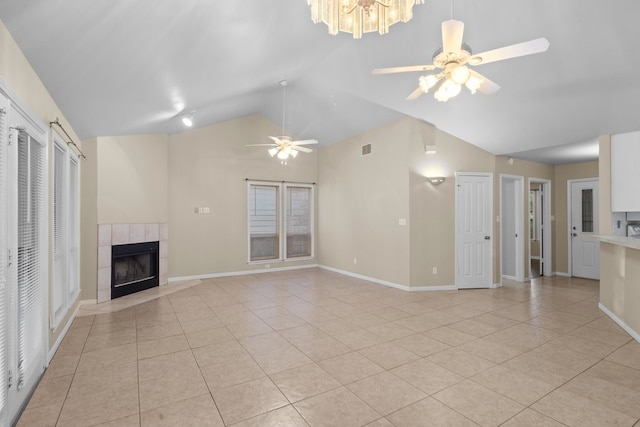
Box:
[593, 234, 640, 250]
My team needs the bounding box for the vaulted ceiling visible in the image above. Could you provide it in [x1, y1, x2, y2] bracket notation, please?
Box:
[1, 0, 638, 164]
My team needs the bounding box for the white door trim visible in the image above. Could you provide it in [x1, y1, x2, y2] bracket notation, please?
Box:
[499, 174, 525, 282]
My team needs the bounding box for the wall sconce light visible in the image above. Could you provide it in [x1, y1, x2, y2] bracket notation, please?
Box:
[425, 144, 437, 154]
[181, 111, 196, 127]
[427, 177, 446, 185]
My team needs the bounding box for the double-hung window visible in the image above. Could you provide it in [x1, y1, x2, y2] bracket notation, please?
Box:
[248, 181, 314, 263]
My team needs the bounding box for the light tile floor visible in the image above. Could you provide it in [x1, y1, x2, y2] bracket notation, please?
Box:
[17, 268, 640, 426]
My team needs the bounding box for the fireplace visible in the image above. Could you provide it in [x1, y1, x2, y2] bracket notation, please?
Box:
[111, 241, 159, 299]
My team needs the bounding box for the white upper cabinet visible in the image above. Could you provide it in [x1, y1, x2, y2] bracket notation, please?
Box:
[611, 131, 640, 212]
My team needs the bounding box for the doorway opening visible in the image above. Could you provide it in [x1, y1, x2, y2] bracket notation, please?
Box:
[529, 178, 552, 278]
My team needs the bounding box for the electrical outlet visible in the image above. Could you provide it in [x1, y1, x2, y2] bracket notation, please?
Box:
[353, 258, 357, 265]
[398, 218, 407, 226]
[432, 267, 437, 274]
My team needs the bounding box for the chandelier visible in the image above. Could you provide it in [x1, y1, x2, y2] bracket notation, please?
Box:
[307, 0, 424, 39]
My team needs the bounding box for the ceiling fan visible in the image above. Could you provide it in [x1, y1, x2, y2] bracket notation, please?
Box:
[372, 19, 550, 102]
[246, 80, 318, 163]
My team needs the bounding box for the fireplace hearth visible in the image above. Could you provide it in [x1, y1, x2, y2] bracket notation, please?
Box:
[111, 241, 159, 299]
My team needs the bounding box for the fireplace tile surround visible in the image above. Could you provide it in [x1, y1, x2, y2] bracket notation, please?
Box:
[97, 223, 168, 303]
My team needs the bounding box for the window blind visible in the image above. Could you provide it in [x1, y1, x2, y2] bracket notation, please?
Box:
[16, 130, 45, 388]
[68, 158, 80, 301]
[52, 144, 66, 325]
[249, 185, 279, 261]
[0, 94, 8, 417]
[286, 186, 312, 258]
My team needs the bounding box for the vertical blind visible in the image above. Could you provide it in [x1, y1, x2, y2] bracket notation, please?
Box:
[17, 130, 44, 388]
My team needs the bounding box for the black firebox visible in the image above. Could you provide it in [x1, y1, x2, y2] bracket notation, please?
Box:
[111, 241, 159, 299]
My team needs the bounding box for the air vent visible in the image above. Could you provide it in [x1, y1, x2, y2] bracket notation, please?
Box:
[362, 144, 371, 155]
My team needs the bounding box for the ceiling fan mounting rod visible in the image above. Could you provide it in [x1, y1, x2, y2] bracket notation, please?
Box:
[280, 79, 287, 136]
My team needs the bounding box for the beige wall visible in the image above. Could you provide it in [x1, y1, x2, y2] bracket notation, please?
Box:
[318, 118, 411, 286]
[80, 138, 98, 300]
[168, 115, 318, 277]
[80, 134, 169, 301]
[599, 135, 612, 234]
[0, 20, 83, 348]
[318, 117, 496, 288]
[553, 160, 599, 274]
[96, 134, 169, 224]
[410, 121, 494, 286]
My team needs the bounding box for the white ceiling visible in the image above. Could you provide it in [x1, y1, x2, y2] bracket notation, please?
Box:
[1, 0, 638, 164]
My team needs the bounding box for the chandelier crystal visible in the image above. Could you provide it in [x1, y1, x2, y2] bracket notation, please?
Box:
[307, 0, 424, 39]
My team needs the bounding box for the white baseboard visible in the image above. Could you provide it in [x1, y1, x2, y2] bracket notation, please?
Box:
[501, 275, 517, 281]
[168, 263, 319, 283]
[47, 317, 72, 363]
[47, 299, 88, 363]
[599, 303, 640, 344]
[554, 271, 571, 277]
[318, 265, 457, 292]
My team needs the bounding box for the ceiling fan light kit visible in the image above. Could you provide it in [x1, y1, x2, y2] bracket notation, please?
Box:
[372, 19, 550, 102]
[181, 111, 196, 127]
[308, 0, 424, 39]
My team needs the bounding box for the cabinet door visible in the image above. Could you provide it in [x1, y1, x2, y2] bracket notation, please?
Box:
[611, 131, 640, 212]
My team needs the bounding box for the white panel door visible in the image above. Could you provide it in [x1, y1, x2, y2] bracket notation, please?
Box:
[457, 173, 493, 289]
[570, 179, 599, 279]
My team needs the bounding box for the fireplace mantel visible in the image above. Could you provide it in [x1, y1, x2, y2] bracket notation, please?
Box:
[97, 223, 168, 303]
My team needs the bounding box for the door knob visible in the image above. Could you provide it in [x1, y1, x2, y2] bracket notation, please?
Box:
[572, 233, 577, 237]
[484, 236, 491, 240]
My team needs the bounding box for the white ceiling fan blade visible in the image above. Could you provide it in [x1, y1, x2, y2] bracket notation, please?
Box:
[469, 69, 501, 95]
[442, 20, 464, 54]
[293, 146, 313, 153]
[245, 143, 277, 147]
[268, 136, 283, 144]
[406, 86, 424, 101]
[470, 38, 550, 66]
[372, 64, 437, 75]
[291, 139, 318, 146]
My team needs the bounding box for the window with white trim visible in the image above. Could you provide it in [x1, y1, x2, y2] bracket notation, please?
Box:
[52, 135, 80, 329]
[248, 181, 314, 263]
[1, 80, 49, 426]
